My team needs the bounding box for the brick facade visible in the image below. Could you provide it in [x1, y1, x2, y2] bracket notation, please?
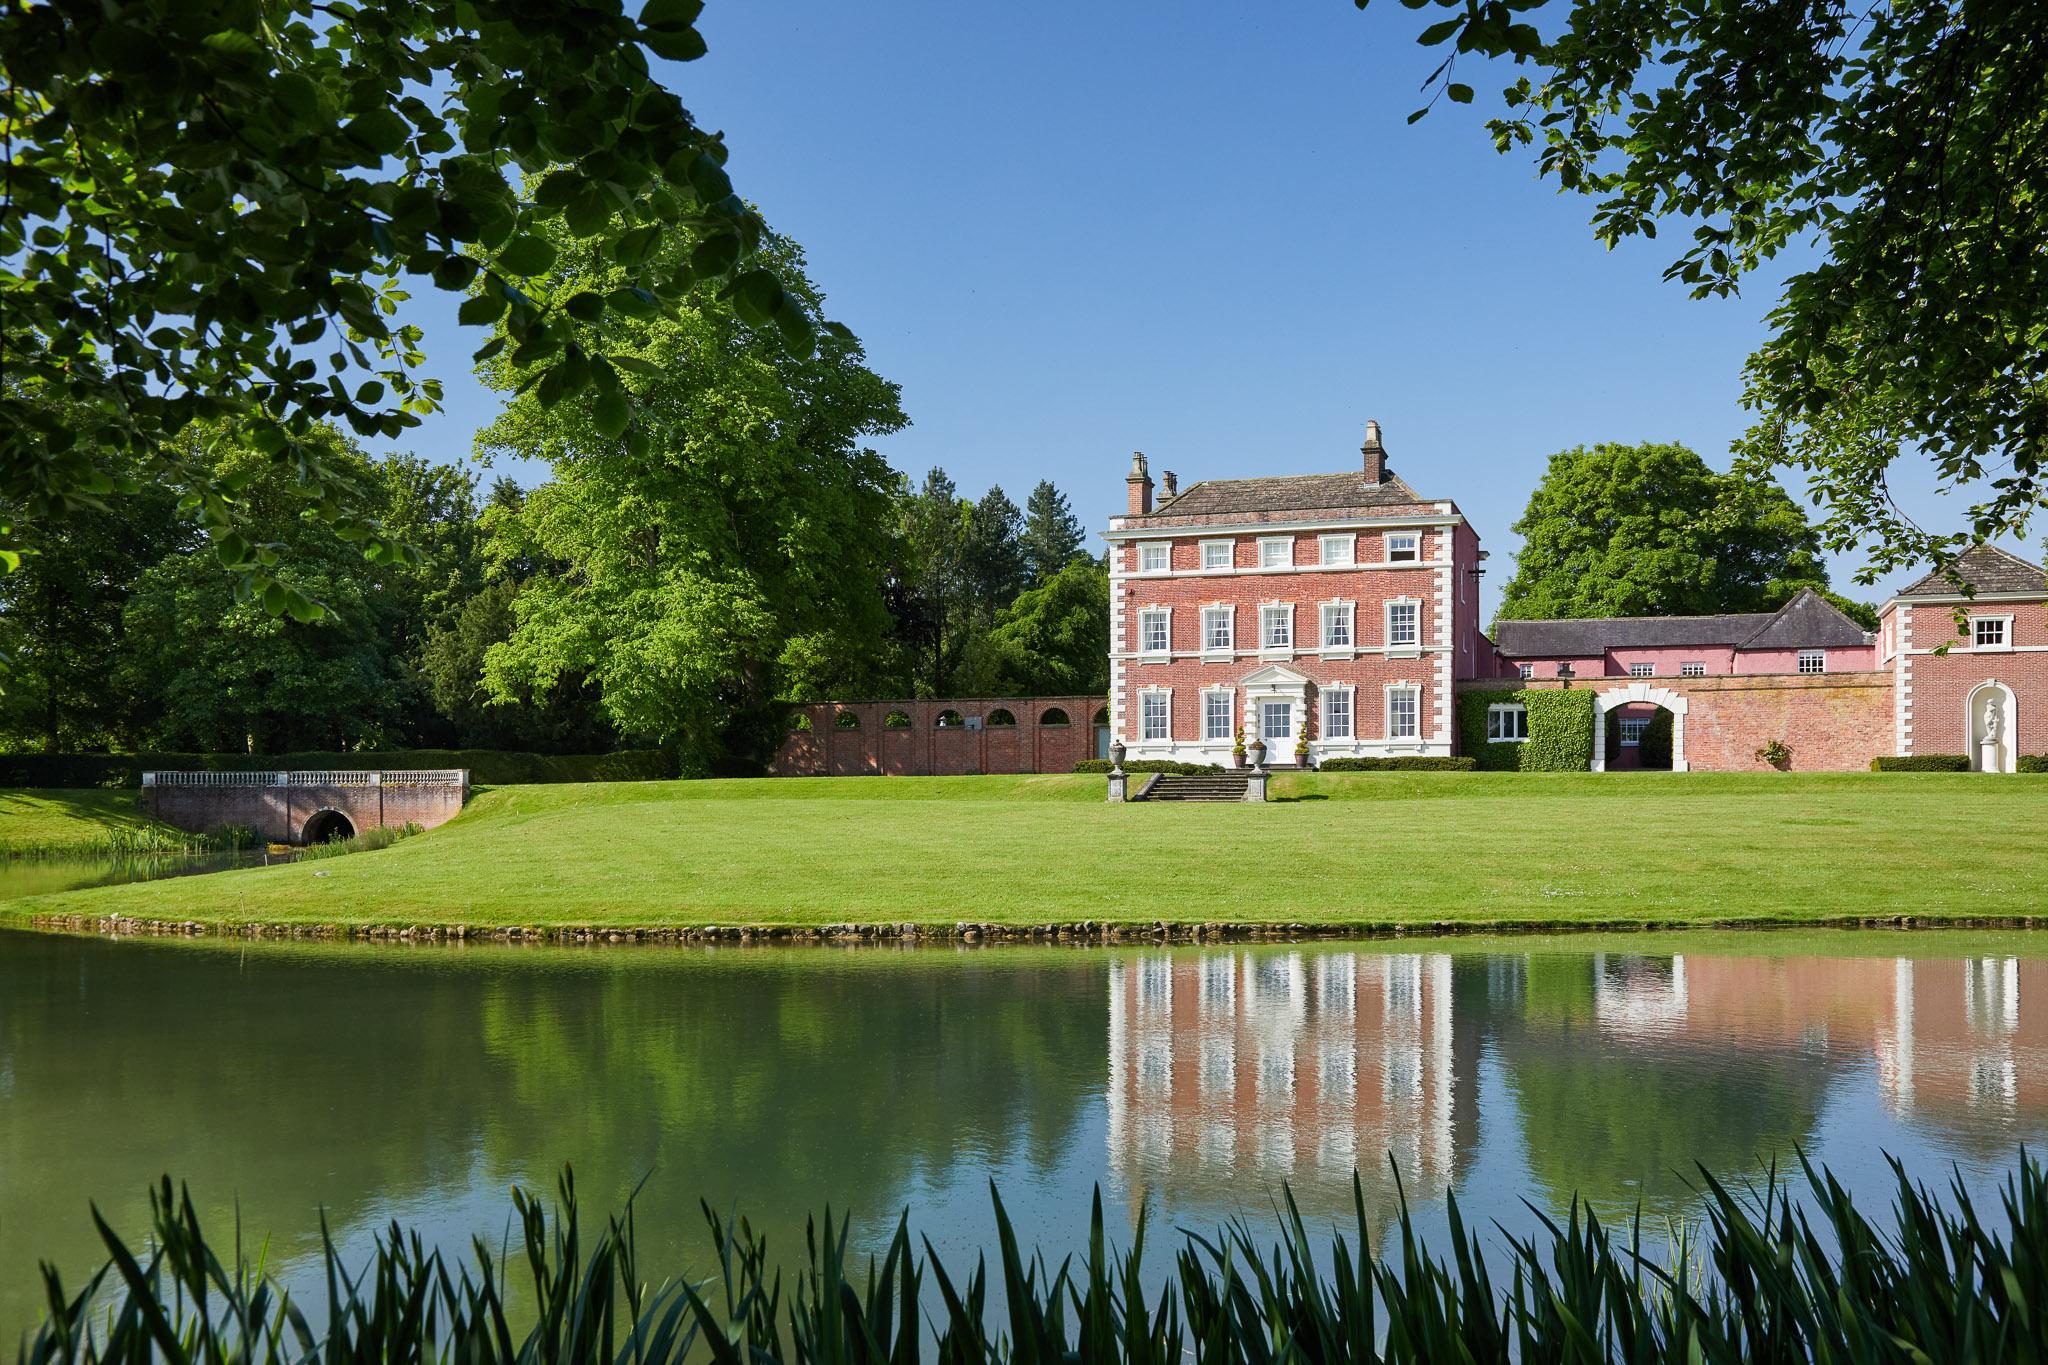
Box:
[770, 697, 1107, 776]
[144, 773, 468, 843]
[1883, 581, 2048, 769]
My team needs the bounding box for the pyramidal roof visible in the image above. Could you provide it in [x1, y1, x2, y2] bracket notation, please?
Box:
[1895, 544, 2047, 598]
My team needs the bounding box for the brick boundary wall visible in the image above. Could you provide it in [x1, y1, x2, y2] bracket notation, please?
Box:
[770, 697, 1109, 777]
[1457, 672, 1896, 772]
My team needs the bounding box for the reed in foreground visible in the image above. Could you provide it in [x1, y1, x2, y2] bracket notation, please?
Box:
[21, 1153, 2048, 1364]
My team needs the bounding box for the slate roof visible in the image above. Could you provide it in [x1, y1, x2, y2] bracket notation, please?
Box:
[1491, 589, 1870, 659]
[1894, 545, 2047, 598]
[1145, 469, 1433, 519]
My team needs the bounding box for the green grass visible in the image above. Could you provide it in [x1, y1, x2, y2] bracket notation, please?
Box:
[7, 770, 2048, 930]
[0, 788, 198, 855]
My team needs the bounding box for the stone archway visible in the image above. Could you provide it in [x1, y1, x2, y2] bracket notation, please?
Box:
[1967, 679, 2017, 773]
[301, 808, 357, 844]
[1590, 683, 1690, 773]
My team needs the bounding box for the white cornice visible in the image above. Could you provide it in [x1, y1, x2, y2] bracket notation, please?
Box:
[1105, 513, 1463, 541]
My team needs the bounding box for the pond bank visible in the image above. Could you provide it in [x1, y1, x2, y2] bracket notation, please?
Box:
[23, 909, 2048, 945]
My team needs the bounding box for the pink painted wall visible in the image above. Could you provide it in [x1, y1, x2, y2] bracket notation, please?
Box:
[1737, 645, 1877, 673]
[1608, 646, 1736, 676]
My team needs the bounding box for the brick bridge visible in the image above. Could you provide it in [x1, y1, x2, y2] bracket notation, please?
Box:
[142, 770, 469, 844]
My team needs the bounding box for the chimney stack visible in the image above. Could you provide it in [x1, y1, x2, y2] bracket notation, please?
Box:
[1361, 419, 1387, 485]
[1127, 451, 1154, 516]
[1161, 470, 1178, 500]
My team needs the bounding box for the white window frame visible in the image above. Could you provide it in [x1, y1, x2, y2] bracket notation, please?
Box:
[1972, 615, 2013, 651]
[1258, 536, 1293, 569]
[1137, 606, 1171, 657]
[1385, 599, 1420, 651]
[1385, 533, 1419, 563]
[1137, 541, 1171, 575]
[1680, 661, 1705, 678]
[1385, 685, 1420, 740]
[1202, 688, 1235, 742]
[1619, 717, 1649, 747]
[1797, 649, 1826, 675]
[1322, 686, 1354, 740]
[1629, 662, 1654, 678]
[1516, 662, 1534, 680]
[1318, 533, 1355, 567]
[1200, 605, 1234, 656]
[1260, 602, 1294, 652]
[1486, 702, 1528, 743]
[1199, 539, 1234, 571]
[1139, 689, 1171, 742]
[1320, 599, 1355, 654]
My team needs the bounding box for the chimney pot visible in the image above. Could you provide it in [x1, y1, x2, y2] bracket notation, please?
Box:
[1161, 470, 1178, 499]
[1126, 451, 1154, 516]
[1361, 419, 1387, 485]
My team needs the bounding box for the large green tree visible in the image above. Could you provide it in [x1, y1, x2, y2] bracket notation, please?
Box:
[959, 559, 1110, 698]
[1364, 0, 2048, 582]
[1, 0, 810, 613]
[1021, 480, 1089, 583]
[1496, 442, 1867, 623]
[476, 226, 904, 775]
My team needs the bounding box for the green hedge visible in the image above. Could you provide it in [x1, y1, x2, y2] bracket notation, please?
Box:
[1315, 756, 1477, 772]
[2021, 755, 2048, 774]
[1072, 759, 1223, 776]
[1870, 754, 1971, 772]
[0, 748, 678, 789]
[1457, 689, 1597, 771]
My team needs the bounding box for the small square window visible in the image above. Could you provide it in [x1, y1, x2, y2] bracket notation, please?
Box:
[1628, 662, 1654, 678]
[1517, 663, 1534, 680]
[1974, 618, 2009, 649]
[1319, 535, 1355, 567]
[1202, 607, 1233, 652]
[1486, 704, 1528, 742]
[1138, 609, 1169, 654]
[1259, 538, 1293, 569]
[1321, 601, 1354, 650]
[1386, 534, 1419, 563]
[1323, 689, 1354, 740]
[1386, 601, 1418, 647]
[1680, 661, 1705, 678]
[1260, 604, 1293, 649]
[1797, 650, 1825, 675]
[1619, 717, 1649, 746]
[1138, 542, 1170, 574]
[1141, 693, 1169, 741]
[1201, 540, 1233, 570]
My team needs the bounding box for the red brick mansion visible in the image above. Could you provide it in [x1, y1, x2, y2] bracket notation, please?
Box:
[1105, 425, 2048, 773]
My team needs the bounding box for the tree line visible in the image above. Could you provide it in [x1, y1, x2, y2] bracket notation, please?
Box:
[0, 232, 1105, 775]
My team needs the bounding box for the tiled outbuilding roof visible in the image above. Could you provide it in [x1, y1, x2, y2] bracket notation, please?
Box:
[1894, 545, 2047, 598]
[1491, 589, 1870, 659]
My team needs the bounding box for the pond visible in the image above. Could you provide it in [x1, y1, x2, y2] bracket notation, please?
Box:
[0, 927, 2043, 1339]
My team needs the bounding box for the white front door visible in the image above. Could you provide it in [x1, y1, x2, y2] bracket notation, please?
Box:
[1260, 700, 1293, 759]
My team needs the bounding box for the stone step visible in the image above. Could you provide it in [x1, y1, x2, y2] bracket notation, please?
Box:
[1139, 774, 1252, 803]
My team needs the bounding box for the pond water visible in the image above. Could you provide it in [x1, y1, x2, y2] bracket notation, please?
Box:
[0, 848, 289, 900]
[1, 928, 2044, 1338]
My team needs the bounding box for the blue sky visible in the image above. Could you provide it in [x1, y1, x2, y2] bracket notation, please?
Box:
[378, 0, 1987, 619]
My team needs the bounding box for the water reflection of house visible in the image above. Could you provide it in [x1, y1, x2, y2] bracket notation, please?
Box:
[1106, 951, 1469, 1220]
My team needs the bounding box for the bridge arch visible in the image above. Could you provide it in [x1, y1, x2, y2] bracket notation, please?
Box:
[300, 808, 358, 844]
[1589, 683, 1690, 773]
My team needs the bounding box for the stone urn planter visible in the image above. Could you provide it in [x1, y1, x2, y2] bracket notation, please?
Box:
[1107, 739, 1126, 774]
[1247, 737, 1267, 772]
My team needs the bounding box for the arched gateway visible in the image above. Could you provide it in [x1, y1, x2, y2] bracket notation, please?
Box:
[1590, 684, 1690, 773]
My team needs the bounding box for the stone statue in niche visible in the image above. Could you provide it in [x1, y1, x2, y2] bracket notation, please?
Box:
[1977, 687, 2011, 772]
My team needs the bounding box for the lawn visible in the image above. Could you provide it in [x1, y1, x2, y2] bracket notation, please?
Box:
[0, 788, 169, 854]
[6, 770, 2047, 930]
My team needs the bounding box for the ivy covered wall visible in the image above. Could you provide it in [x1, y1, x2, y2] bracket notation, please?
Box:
[1457, 688, 1596, 771]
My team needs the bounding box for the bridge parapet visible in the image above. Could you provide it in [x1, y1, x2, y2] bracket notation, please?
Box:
[141, 770, 468, 844]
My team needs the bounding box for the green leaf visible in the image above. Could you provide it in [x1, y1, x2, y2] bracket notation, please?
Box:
[593, 388, 631, 439]
[499, 234, 558, 276]
[458, 292, 507, 325]
[607, 286, 662, 319]
[1447, 82, 1474, 104]
[1419, 18, 1462, 45]
[690, 232, 740, 279]
[272, 72, 323, 121]
[640, 0, 705, 30]
[564, 291, 606, 321]
[640, 26, 708, 62]
[728, 269, 779, 327]
[345, 108, 411, 156]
